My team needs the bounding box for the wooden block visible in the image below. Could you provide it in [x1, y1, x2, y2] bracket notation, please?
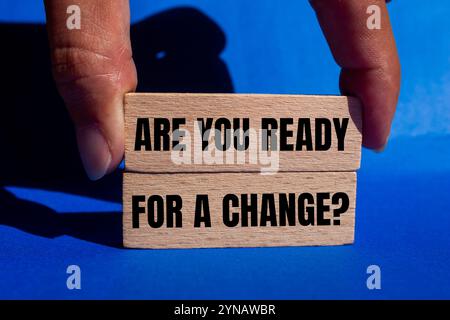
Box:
[123, 93, 361, 249]
[124, 93, 362, 173]
[123, 171, 356, 249]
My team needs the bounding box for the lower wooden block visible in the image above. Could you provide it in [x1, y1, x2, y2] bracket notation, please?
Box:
[123, 172, 356, 249]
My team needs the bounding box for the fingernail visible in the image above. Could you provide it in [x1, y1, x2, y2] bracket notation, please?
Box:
[76, 125, 112, 181]
[374, 139, 388, 153]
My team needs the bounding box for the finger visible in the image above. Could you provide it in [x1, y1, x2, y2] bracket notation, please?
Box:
[44, 0, 137, 180]
[310, 0, 400, 150]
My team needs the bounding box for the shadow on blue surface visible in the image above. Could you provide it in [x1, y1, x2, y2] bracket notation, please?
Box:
[0, 188, 122, 247]
[0, 7, 233, 246]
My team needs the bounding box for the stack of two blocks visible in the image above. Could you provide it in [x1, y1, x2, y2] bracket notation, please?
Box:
[122, 93, 362, 249]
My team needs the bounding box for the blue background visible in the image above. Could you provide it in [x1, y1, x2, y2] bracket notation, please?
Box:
[0, 0, 449, 299]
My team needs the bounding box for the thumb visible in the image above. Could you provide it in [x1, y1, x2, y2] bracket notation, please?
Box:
[44, 0, 137, 180]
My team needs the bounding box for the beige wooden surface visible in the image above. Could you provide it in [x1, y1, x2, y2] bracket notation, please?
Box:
[123, 171, 356, 249]
[124, 93, 362, 173]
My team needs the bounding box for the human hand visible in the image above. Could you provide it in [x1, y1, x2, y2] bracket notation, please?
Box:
[44, 0, 400, 181]
[310, 0, 401, 150]
[44, 0, 137, 180]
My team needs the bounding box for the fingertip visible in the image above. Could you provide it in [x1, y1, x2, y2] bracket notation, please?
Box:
[362, 131, 389, 152]
[373, 145, 386, 153]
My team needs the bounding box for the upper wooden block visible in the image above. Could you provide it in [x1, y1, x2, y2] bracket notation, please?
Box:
[124, 93, 362, 173]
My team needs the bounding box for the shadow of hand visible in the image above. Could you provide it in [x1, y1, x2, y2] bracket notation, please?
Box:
[0, 7, 233, 247]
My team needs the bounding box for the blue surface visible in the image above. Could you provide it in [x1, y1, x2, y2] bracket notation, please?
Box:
[0, 0, 449, 299]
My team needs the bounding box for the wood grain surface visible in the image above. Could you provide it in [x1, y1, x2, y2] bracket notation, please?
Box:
[124, 93, 362, 173]
[123, 171, 356, 249]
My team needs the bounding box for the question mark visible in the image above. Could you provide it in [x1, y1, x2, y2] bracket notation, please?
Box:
[332, 192, 349, 225]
